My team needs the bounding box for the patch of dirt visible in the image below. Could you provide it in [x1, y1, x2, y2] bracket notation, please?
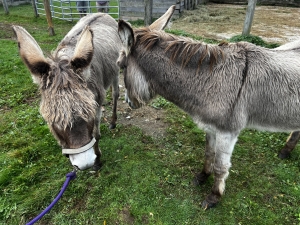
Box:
[0, 23, 14, 39]
[103, 4, 300, 138]
[102, 73, 169, 139]
[119, 207, 135, 224]
[171, 3, 300, 44]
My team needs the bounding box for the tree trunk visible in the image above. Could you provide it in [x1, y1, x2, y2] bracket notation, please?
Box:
[242, 0, 257, 35]
[144, 0, 153, 26]
[44, 0, 55, 36]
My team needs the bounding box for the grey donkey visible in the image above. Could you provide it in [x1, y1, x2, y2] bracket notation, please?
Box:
[13, 13, 122, 171]
[117, 5, 300, 209]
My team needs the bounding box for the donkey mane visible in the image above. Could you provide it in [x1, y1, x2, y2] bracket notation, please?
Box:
[40, 53, 97, 130]
[134, 28, 225, 69]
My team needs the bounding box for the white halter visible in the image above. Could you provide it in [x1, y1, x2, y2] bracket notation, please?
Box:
[62, 138, 96, 155]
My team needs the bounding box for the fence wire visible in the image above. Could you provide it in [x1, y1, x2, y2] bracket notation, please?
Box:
[35, 0, 119, 21]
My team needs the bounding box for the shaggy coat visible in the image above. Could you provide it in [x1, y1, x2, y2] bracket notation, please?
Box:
[13, 13, 122, 170]
[117, 5, 300, 208]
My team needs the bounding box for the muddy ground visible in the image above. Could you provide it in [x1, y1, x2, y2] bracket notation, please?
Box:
[104, 3, 300, 138]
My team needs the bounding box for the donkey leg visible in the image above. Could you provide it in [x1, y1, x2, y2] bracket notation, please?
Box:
[278, 131, 300, 159]
[92, 106, 103, 171]
[202, 132, 238, 210]
[109, 78, 119, 129]
[194, 132, 216, 185]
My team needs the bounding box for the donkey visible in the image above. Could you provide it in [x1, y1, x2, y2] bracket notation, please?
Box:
[275, 39, 300, 159]
[117, 5, 300, 209]
[13, 13, 122, 171]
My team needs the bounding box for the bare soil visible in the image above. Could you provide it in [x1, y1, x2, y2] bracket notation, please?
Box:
[104, 4, 300, 138]
[102, 73, 169, 138]
[171, 3, 300, 44]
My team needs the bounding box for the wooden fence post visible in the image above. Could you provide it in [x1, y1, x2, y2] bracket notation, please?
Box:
[242, 0, 257, 35]
[144, 0, 153, 26]
[43, 0, 55, 36]
[32, 0, 39, 17]
[2, 0, 9, 15]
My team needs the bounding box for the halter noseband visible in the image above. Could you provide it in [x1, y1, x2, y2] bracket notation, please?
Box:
[62, 138, 96, 155]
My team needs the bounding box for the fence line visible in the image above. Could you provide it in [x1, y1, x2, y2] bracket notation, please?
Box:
[35, 0, 119, 21]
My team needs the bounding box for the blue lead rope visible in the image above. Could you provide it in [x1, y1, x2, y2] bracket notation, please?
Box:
[26, 171, 77, 225]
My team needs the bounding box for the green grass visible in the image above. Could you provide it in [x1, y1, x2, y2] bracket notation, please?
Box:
[1, 4, 300, 225]
[229, 34, 280, 48]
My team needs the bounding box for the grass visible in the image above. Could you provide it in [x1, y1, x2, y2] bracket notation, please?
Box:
[1, 4, 300, 225]
[229, 34, 280, 48]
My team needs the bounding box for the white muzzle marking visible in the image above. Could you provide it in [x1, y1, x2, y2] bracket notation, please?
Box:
[62, 138, 97, 170]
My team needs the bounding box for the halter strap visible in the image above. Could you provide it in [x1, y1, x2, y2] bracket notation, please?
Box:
[62, 138, 96, 155]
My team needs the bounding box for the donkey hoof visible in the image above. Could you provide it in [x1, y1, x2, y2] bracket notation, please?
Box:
[193, 172, 210, 186]
[278, 151, 290, 159]
[201, 199, 217, 210]
[109, 123, 116, 129]
[201, 193, 220, 210]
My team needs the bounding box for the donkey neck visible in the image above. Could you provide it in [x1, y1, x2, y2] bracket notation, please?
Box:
[133, 39, 249, 132]
[133, 39, 226, 107]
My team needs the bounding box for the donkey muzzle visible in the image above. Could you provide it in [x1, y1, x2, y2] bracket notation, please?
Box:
[62, 138, 97, 170]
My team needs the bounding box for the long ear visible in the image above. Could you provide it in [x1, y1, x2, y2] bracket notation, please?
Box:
[149, 5, 176, 31]
[71, 26, 94, 70]
[118, 20, 134, 55]
[12, 25, 50, 84]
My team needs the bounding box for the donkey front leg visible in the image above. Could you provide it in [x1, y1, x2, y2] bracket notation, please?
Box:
[194, 132, 216, 185]
[202, 132, 238, 210]
[109, 78, 119, 129]
[278, 131, 300, 159]
[92, 106, 103, 171]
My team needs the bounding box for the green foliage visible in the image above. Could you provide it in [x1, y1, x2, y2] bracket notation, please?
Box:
[229, 34, 280, 48]
[0, 5, 299, 225]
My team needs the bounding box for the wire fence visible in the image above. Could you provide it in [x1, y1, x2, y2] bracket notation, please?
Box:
[35, 0, 119, 21]
[0, 0, 119, 21]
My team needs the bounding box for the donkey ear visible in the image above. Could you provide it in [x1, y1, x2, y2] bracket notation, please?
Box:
[12, 25, 50, 84]
[149, 5, 176, 31]
[118, 20, 134, 53]
[71, 26, 94, 70]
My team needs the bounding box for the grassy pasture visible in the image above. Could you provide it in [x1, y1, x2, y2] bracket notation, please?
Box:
[0, 4, 300, 225]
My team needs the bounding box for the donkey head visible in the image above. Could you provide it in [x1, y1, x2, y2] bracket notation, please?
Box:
[13, 25, 98, 170]
[117, 5, 176, 109]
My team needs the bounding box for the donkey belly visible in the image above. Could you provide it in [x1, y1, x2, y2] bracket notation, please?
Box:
[246, 108, 300, 132]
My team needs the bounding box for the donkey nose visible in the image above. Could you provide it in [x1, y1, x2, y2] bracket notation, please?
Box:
[69, 148, 97, 170]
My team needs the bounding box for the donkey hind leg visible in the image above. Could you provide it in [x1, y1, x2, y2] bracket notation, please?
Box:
[92, 106, 103, 171]
[194, 132, 216, 185]
[109, 77, 119, 129]
[202, 132, 238, 210]
[278, 131, 300, 159]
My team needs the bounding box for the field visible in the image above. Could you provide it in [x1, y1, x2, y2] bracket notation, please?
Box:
[0, 3, 300, 225]
[171, 3, 300, 44]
